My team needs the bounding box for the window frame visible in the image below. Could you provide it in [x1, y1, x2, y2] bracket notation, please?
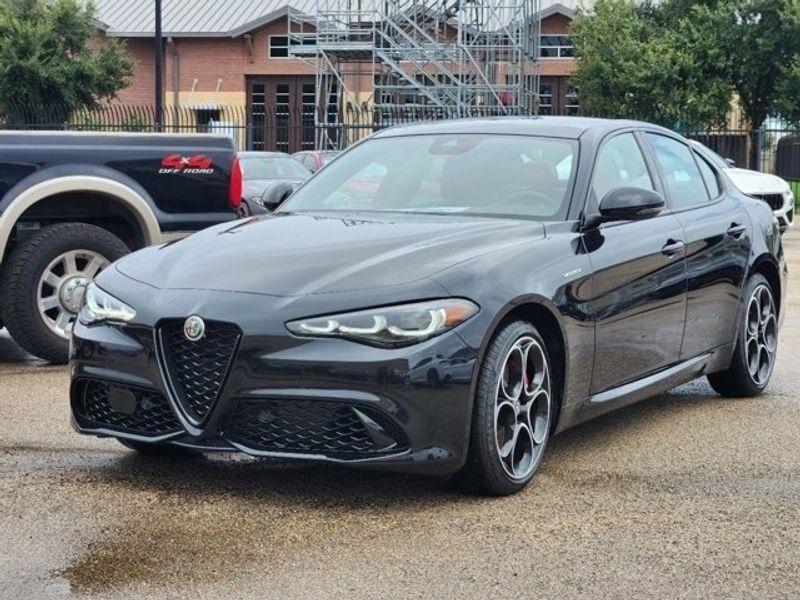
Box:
[693, 150, 723, 201]
[539, 34, 574, 59]
[643, 131, 724, 213]
[581, 129, 663, 222]
[268, 35, 291, 59]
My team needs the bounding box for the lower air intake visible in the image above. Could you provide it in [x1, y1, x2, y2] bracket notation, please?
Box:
[74, 380, 181, 436]
[226, 399, 407, 458]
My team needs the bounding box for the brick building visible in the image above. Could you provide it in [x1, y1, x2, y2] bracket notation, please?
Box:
[94, 0, 581, 151]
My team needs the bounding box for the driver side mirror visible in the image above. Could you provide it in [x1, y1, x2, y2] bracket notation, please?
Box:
[597, 186, 664, 223]
[261, 182, 297, 212]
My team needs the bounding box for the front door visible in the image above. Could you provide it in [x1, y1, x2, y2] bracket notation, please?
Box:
[248, 76, 316, 153]
[584, 132, 688, 393]
[645, 133, 752, 359]
[539, 77, 579, 116]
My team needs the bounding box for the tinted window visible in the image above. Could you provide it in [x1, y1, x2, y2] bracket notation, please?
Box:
[647, 134, 710, 208]
[241, 156, 310, 180]
[694, 152, 721, 198]
[280, 134, 578, 219]
[591, 133, 654, 202]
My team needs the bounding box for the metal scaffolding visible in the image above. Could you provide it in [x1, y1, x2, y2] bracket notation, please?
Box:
[289, 0, 540, 136]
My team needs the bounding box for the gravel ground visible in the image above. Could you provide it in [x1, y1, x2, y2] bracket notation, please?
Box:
[1, 232, 798, 599]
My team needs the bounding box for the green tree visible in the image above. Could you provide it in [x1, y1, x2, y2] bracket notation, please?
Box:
[776, 56, 800, 125]
[0, 0, 133, 122]
[691, 0, 800, 166]
[571, 0, 731, 129]
[572, 0, 800, 167]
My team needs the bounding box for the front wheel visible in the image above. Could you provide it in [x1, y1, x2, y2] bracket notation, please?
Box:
[0, 223, 129, 363]
[708, 273, 778, 397]
[457, 321, 554, 496]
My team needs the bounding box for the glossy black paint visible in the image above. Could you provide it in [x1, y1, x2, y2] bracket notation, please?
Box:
[0, 131, 238, 232]
[598, 186, 665, 221]
[69, 117, 787, 475]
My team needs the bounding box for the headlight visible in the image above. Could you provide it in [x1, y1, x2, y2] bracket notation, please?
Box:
[286, 299, 479, 346]
[78, 283, 136, 325]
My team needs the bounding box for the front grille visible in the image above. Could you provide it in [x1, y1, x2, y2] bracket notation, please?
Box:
[752, 193, 784, 210]
[158, 319, 240, 423]
[226, 399, 407, 458]
[73, 380, 181, 436]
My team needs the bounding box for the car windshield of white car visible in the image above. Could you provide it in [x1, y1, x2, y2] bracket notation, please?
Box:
[279, 134, 578, 219]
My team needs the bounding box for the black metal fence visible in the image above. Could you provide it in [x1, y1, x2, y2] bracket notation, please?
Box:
[2, 103, 799, 179]
[0, 103, 533, 155]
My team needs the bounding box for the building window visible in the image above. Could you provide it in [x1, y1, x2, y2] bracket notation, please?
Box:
[269, 35, 290, 58]
[538, 84, 553, 115]
[539, 35, 574, 58]
[565, 85, 580, 115]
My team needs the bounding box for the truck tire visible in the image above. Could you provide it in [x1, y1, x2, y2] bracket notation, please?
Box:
[1, 223, 130, 363]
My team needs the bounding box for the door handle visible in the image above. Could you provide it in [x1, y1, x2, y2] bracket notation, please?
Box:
[661, 239, 685, 257]
[727, 222, 747, 239]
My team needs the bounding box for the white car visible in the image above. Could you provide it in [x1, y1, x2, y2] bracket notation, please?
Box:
[690, 140, 794, 231]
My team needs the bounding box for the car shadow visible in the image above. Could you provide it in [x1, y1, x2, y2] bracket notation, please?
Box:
[84, 381, 727, 508]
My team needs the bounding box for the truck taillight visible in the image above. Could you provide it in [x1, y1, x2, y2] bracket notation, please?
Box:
[228, 156, 243, 210]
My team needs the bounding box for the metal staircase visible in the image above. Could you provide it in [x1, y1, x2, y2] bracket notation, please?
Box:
[289, 0, 540, 134]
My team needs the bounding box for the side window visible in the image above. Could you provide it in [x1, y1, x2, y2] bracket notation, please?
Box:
[647, 134, 710, 209]
[591, 133, 654, 202]
[694, 152, 721, 199]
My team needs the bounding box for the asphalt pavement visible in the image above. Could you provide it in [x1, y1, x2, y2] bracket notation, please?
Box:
[1, 232, 799, 599]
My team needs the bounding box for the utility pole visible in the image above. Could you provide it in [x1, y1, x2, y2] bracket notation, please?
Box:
[154, 0, 164, 132]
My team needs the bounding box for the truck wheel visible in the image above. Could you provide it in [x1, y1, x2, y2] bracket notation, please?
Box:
[1, 223, 129, 363]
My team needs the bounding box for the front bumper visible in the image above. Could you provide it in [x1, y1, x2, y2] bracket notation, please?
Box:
[69, 310, 478, 476]
[750, 192, 794, 232]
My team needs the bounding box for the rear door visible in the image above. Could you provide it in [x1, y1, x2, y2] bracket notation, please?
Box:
[644, 133, 751, 358]
[584, 131, 688, 393]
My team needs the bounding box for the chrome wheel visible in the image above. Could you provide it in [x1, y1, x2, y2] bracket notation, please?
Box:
[494, 336, 551, 480]
[745, 283, 777, 386]
[37, 249, 109, 338]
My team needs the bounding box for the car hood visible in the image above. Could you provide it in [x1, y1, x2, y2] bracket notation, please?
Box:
[726, 168, 790, 195]
[115, 212, 545, 296]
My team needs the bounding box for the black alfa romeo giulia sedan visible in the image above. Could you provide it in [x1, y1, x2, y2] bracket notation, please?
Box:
[70, 117, 786, 495]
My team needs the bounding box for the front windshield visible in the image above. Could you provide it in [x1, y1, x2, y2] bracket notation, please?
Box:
[241, 156, 310, 180]
[280, 134, 578, 219]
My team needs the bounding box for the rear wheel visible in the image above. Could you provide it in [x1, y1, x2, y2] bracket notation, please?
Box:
[457, 320, 554, 496]
[0, 223, 129, 363]
[708, 273, 778, 397]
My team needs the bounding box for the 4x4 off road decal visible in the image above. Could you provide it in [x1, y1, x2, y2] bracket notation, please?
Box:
[159, 154, 214, 174]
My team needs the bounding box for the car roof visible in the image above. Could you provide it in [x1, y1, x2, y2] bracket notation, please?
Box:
[372, 116, 673, 140]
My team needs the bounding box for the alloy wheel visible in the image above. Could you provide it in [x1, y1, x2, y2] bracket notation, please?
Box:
[37, 249, 109, 338]
[745, 283, 777, 386]
[494, 336, 551, 480]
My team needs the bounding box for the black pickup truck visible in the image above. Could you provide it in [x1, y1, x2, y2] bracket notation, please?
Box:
[0, 131, 242, 363]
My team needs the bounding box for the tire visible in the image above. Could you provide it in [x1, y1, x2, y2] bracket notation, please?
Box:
[0, 223, 129, 363]
[118, 438, 200, 457]
[708, 273, 778, 397]
[457, 320, 556, 496]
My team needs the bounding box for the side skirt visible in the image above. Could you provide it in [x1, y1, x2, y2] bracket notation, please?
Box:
[558, 343, 733, 430]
